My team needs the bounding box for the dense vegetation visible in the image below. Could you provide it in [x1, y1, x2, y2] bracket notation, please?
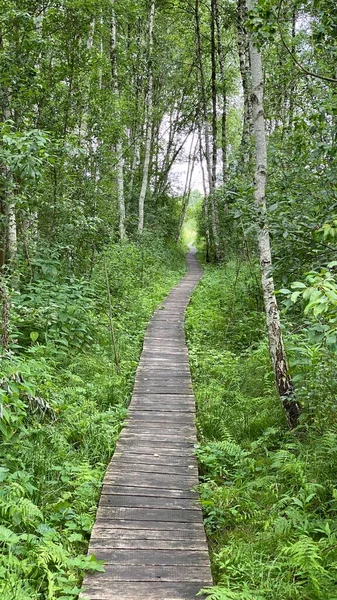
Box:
[0, 238, 185, 599]
[1, 0, 337, 598]
[186, 249, 337, 600]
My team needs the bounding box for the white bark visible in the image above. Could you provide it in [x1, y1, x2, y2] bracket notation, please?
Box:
[138, 0, 155, 234]
[111, 4, 126, 240]
[238, 0, 253, 165]
[195, 0, 221, 261]
[7, 201, 17, 263]
[177, 133, 197, 241]
[248, 0, 300, 428]
[199, 136, 211, 261]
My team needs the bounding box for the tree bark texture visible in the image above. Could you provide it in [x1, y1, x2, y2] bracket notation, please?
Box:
[138, 0, 155, 234]
[195, 0, 221, 261]
[248, 0, 300, 428]
[214, 0, 227, 185]
[238, 0, 253, 166]
[111, 5, 126, 240]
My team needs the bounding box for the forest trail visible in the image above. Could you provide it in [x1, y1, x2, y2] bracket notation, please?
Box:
[81, 250, 212, 600]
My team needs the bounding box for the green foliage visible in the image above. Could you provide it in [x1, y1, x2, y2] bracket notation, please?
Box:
[0, 237, 185, 599]
[186, 260, 337, 600]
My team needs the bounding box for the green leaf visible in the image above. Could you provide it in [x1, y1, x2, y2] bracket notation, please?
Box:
[291, 291, 301, 303]
[0, 525, 20, 545]
[291, 281, 307, 289]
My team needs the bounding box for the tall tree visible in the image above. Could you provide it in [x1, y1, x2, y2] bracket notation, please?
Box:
[247, 0, 301, 428]
[214, 0, 227, 185]
[195, 0, 221, 261]
[237, 0, 253, 166]
[110, 4, 126, 241]
[138, 0, 155, 234]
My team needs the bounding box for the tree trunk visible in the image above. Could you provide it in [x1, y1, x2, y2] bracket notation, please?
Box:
[199, 136, 211, 262]
[214, 0, 227, 185]
[0, 279, 9, 351]
[7, 201, 17, 264]
[111, 5, 126, 241]
[195, 0, 221, 261]
[138, 0, 155, 234]
[177, 134, 198, 241]
[248, 0, 300, 428]
[238, 0, 253, 166]
[210, 0, 217, 190]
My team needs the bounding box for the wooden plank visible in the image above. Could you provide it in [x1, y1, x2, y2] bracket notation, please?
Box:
[91, 519, 205, 531]
[106, 462, 197, 476]
[83, 564, 211, 582]
[127, 412, 195, 424]
[90, 549, 210, 565]
[99, 495, 200, 511]
[126, 423, 196, 433]
[103, 473, 196, 489]
[90, 527, 205, 541]
[81, 582, 209, 600]
[89, 538, 207, 551]
[113, 451, 198, 465]
[96, 507, 203, 523]
[119, 433, 196, 443]
[101, 485, 198, 498]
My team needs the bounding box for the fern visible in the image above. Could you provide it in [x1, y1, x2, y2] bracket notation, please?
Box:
[199, 586, 265, 600]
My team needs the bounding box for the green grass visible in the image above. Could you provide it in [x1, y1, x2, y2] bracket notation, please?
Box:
[186, 259, 337, 600]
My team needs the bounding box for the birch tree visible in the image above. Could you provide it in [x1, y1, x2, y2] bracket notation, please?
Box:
[214, 0, 227, 185]
[248, 0, 301, 428]
[238, 0, 253, 166]
[138, 0, 155, 234]
[110, 5, 126, 241]
[195, 0, 221, 261]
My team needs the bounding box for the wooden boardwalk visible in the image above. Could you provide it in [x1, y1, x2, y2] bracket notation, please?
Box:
[82, 250, 212, 600]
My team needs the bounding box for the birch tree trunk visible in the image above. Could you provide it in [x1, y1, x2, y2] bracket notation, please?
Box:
[238, 0, 253, 166]
[195, 0, 221, 261]
[177, 134, 198, 241]
[210, 0, 217, 190]
[214, 0, 227, 185]
[199, 136, 211, 263]
[138, 0, 155, 234]
[248, 0, 300, 428]
[111, 5, 126, 241]
[7, 201, 17, 263]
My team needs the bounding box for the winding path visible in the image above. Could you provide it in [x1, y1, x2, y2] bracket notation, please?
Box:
[82, 250, 212, 600]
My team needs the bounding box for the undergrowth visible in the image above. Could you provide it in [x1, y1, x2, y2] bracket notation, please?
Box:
[186, 259, 337, 600]
[0, 235, 185, 600]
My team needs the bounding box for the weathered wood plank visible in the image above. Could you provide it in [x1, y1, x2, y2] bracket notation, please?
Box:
[101, 485, 198, 498]
[99, 495, 200, 511]
[109, 464, 198, 476]
[91, 519, 205, 531]
[89, 538, 206, 551]
[127, 412, 195, 424]
[96, 506, 203, 523]
[103, 472, 196, 489]
[81, 582, 208, 600]
[106, 462, 197, 476]
[83, 565, 212, 582]
[90, 549, 210, 565]
[90, 527, 205, 541]
[112, 451, 198, 465]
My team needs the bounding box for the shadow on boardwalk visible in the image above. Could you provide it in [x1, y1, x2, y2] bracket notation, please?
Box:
[81, 250, 212, 600]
